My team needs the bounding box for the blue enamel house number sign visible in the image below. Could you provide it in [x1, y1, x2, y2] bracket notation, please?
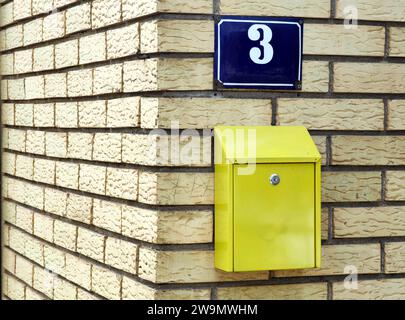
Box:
[214, 16, 303, 90]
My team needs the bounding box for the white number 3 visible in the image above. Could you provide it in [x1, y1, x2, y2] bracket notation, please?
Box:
[248, 24, 274, 65]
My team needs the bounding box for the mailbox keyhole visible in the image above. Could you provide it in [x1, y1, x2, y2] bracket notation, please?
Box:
[270, 174, 280, 186]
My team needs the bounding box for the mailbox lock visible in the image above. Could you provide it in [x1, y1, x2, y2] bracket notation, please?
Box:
[270, 174, 280, 185]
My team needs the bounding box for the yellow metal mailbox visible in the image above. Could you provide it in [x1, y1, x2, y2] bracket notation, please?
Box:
[214, 126, 321, 272]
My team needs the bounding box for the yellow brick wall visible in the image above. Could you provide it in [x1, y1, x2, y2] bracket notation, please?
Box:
[1, 0, 405, 300]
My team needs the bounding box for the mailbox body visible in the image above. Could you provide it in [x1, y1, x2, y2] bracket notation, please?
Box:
[214, 126, 321, 272]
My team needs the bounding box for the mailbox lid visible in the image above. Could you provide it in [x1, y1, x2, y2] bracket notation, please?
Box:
[215, 126, 321, 164]
[233, 163, 316, 271]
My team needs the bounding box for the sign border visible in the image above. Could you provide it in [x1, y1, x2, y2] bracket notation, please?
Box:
[214, 16, 303, 90]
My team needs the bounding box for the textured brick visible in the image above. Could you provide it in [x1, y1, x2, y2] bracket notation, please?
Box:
[275, 244, 380, 277]
[2, 152, 16, 175]
[0, 2, 13, 27]
[15, 104, 33, 126]
[3, 248, 16, 273]
[122, 206, 213, 243]
[77, 289, 100, 300]
[106, 168, 138, 200]
[92, 199, 122, 233]
[336, 0, 405, 22]
[6, 25, 23, 50]
[55, 162, 79, 189]
[33, 46, 54, 71]
[333, 279, 405, 300]
[91, 265, 122, 300]
[79, 32, 106, 64]
[26, 130, 45, 155]
[23, 19, 43, 46]
[34, 214, 54, 243]
[24, 182, 44, 210]
[122, 133, 211, 167]
[77, 227, 105, 262]
[1, 53, 14, 75]
[386, 171, 405, 201]
[13, 0, 31, 21]
[302, 61, 329, 92]
[66, 3, 91, 34]
[33, 265, 54, 298]
[123, 59, 156, 92]
[56, 102, 78, 128]
[9, 227, 27, 256]
[139, 171, 213, 205]
[218, 283, 328, 300]
[2, 201, 16, 225]
[154, 210, 213, 244]
[25, 76, 45, 100]
[0, 31, 5, 52]
[220, 0, 330, 18]
[43, 245, 65, 276]
[45, 73, 67, 98]
[122, 0, 212, 20]
[322, 171, 381, 202]
[7, 276, 25, 300]
[139, 248, 268, 283]
[8, 78, 25, 100]
[335, 207, 405, 238]
[1, 79, 7, 100]
[122, 276, 211, 300]
[121, 277, 155, 300]
[65, 254, 92, 290]
[333, 136, 405, 165]
[92, 0, 121, 28]
[78, 100, 106, 127]
[335, 63, 405, 93]
[93, 64, 123, 94]
[67, 69, 93, 97]
[277, 99, 384, 130]
[67, 132, 93, 160]
[2, 127, 9, 149]
[3, 225, 10, 247]
[107, 97, 140, 127]
[141, 20, 214, 53]
[43, 11, 65, 41]
[15, 206, 33, 234]
[140, 97, 271, 129]
[97, 133, 128, 162]
[388, 100, 405, 130]
[33, 158, 55, 184]
[53, 278, 77, 300]
[45, 132, 67, 158]
[107, 24, 139, 59]
[1, 103, 14, 125]
[54, 0, 76, 8]
[32, 0, 54, 15]
[79, 164, 106, 195]
[44, 188, 67, 217]
[33, 103, 55, 127]
[14, 50, 33, 74]
[305, 24, 384, 56]
[66, 193, 92, 224]
[105, 237, 137, 274]
[123, 58, 213, 92]
[25, 287, 46, 300]
[385, 242, 405, 274]
[390, 27, 405, 57]
[16, 155, 34, 180]
[55, 39, 79, 69]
